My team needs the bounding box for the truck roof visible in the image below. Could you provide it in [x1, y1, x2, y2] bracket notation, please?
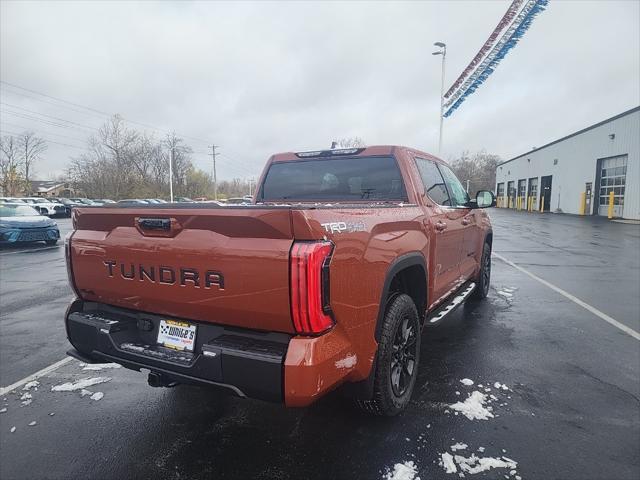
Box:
[270, 145, 442, 163]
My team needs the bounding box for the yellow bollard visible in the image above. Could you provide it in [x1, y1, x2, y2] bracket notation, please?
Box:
[607, 191, 615, 219]
[539, 197, 544, 213]
[579, 192, 586, 215]
[528, 196, 533, 212]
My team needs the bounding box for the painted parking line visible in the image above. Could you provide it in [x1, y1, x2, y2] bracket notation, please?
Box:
[0, 357, 73, 396]
[493, 252, 640, 341]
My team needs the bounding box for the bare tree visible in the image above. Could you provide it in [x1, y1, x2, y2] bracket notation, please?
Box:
[449, 150, 501, 195]
[18, 131, 47, 186]
[0, 135, 25, 196]
[67, 116, 213, 200]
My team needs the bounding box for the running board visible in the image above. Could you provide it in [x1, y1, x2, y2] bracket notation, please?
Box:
[425, 282, 476, 326]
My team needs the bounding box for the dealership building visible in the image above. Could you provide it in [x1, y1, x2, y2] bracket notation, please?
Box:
[495, 106, 639, 220]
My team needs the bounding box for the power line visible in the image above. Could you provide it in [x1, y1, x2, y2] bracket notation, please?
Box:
[0, 128, 87, 150]
[0, 81, 262, 181]
[0, 121, 88, 143]
[1, 109, 95, 133]
[0, 80, 214, 145]
[1, 102, 100, 132]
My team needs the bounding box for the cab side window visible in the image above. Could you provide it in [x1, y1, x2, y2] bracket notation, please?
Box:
[438, 163, 470, 207]
[415, 158, 450, 206]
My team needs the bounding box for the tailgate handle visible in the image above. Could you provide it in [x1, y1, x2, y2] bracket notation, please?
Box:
[138, 218, 171, 231]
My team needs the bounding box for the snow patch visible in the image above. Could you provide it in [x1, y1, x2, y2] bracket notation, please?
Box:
[22, 381, 40, 391]
[51, 377, 111, 392]
[80, 389, 93, 397]
[334, 354, 357, 369]
[383, 461, 420, 480]
[440, 453, 457, 474]
[451, 443, 468, 452]
[81, 363, 122, 371]
[28, 421, 36, 426]
[460, 378, 474, 386]
[10, 426, 16, 433]
[19, 393, 32, 401]
[493, 382, 510, 391]
[454, 454, 517, 475]
[90, 392, 104, 401]
[497, 291, 513, 298]
[0, 407, 6, 413]
[449, 391, 494, 421]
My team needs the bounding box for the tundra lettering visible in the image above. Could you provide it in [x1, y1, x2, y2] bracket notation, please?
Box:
[67, 145, 494, 416]
[103, 261, 224, 289]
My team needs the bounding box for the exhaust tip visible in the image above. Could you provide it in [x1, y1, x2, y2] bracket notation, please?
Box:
[147, 372, 178, 388]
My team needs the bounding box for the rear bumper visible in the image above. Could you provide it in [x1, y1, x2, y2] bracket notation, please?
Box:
[65, 300, 362, 406]
[65, 300, 290, 402]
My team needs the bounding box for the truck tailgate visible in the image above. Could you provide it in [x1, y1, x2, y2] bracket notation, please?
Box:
[70, 206, 295, 333]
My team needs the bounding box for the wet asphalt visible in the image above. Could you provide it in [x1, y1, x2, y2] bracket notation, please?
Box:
[0, 209, 639, 480]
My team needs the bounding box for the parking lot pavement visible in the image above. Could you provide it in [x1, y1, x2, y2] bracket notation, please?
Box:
[1, 212, 639, 480]
[489, 208, 640, 332]
[0, 218, 74, 386]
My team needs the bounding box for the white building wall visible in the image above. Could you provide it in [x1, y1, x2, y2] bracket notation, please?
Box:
[495, 108, 640, 220]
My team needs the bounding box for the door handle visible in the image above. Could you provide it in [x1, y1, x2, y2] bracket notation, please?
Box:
[461, 217, 471, 226]
[435, 221, 447, 231]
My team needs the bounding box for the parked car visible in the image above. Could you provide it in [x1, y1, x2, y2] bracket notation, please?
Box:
[226, 197, 250, 205]
[64, 145, 495, 416]
[174, 197, 195, 203]
[70, 198, 97, 205]
[95, 199, 116, 204]
[0, 197, 26, 203]
[0, 203, 60, 246]
[116, 199, 149, 205]
[19, 197, 67, 217]
[54, 197, 79, 205]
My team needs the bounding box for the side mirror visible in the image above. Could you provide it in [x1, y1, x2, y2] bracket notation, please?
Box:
[475, 190, 496, 208]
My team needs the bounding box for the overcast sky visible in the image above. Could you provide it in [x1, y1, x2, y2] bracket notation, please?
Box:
[1, 0, 639, 181]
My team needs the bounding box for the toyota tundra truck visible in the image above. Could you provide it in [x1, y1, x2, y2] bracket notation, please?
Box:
[64, 145, 495, 415]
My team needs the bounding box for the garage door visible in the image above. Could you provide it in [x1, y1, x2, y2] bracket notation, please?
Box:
[598, 155, 627, 217]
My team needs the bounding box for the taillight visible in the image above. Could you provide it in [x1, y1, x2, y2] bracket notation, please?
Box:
[65, 231, 81, 298]
[290, 241, 334, 335]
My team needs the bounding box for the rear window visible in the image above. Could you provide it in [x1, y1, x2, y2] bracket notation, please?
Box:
[259, 156, 408, 202]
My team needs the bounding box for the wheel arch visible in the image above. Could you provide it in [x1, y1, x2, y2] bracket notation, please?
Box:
[374, 252, 427, 342]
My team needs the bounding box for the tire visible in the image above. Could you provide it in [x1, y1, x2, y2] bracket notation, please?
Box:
[45, 239, 58, 246]
[473, 241, 491, 299]
[355, 293, 421, 416]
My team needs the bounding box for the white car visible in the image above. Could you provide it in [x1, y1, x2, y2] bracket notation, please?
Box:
[19, 198, 67, 217]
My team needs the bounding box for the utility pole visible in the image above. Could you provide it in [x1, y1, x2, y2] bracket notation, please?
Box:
[248, 178, 254, 196]
[208, 145, 218, 200]
[432, 42, 447, 155]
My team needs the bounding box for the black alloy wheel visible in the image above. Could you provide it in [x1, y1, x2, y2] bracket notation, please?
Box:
[390, 316, 418, 397]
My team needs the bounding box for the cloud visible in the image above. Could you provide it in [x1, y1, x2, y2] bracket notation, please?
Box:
[1, 0, 638, 180]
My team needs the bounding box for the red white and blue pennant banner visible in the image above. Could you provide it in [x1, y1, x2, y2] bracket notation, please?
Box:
[443, 0, 549, 118]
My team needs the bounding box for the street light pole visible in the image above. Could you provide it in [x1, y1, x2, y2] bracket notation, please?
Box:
[169, 146, 174, 202]
[433, 42, 446, 155]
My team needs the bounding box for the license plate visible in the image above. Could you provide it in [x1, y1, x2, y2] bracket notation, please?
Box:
[157, 320, 197, 351]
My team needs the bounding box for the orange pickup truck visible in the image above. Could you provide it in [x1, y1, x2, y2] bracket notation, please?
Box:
[64, 146, 495, 415]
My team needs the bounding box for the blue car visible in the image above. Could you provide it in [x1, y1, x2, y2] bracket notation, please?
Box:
[0, 203, 60, 246]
